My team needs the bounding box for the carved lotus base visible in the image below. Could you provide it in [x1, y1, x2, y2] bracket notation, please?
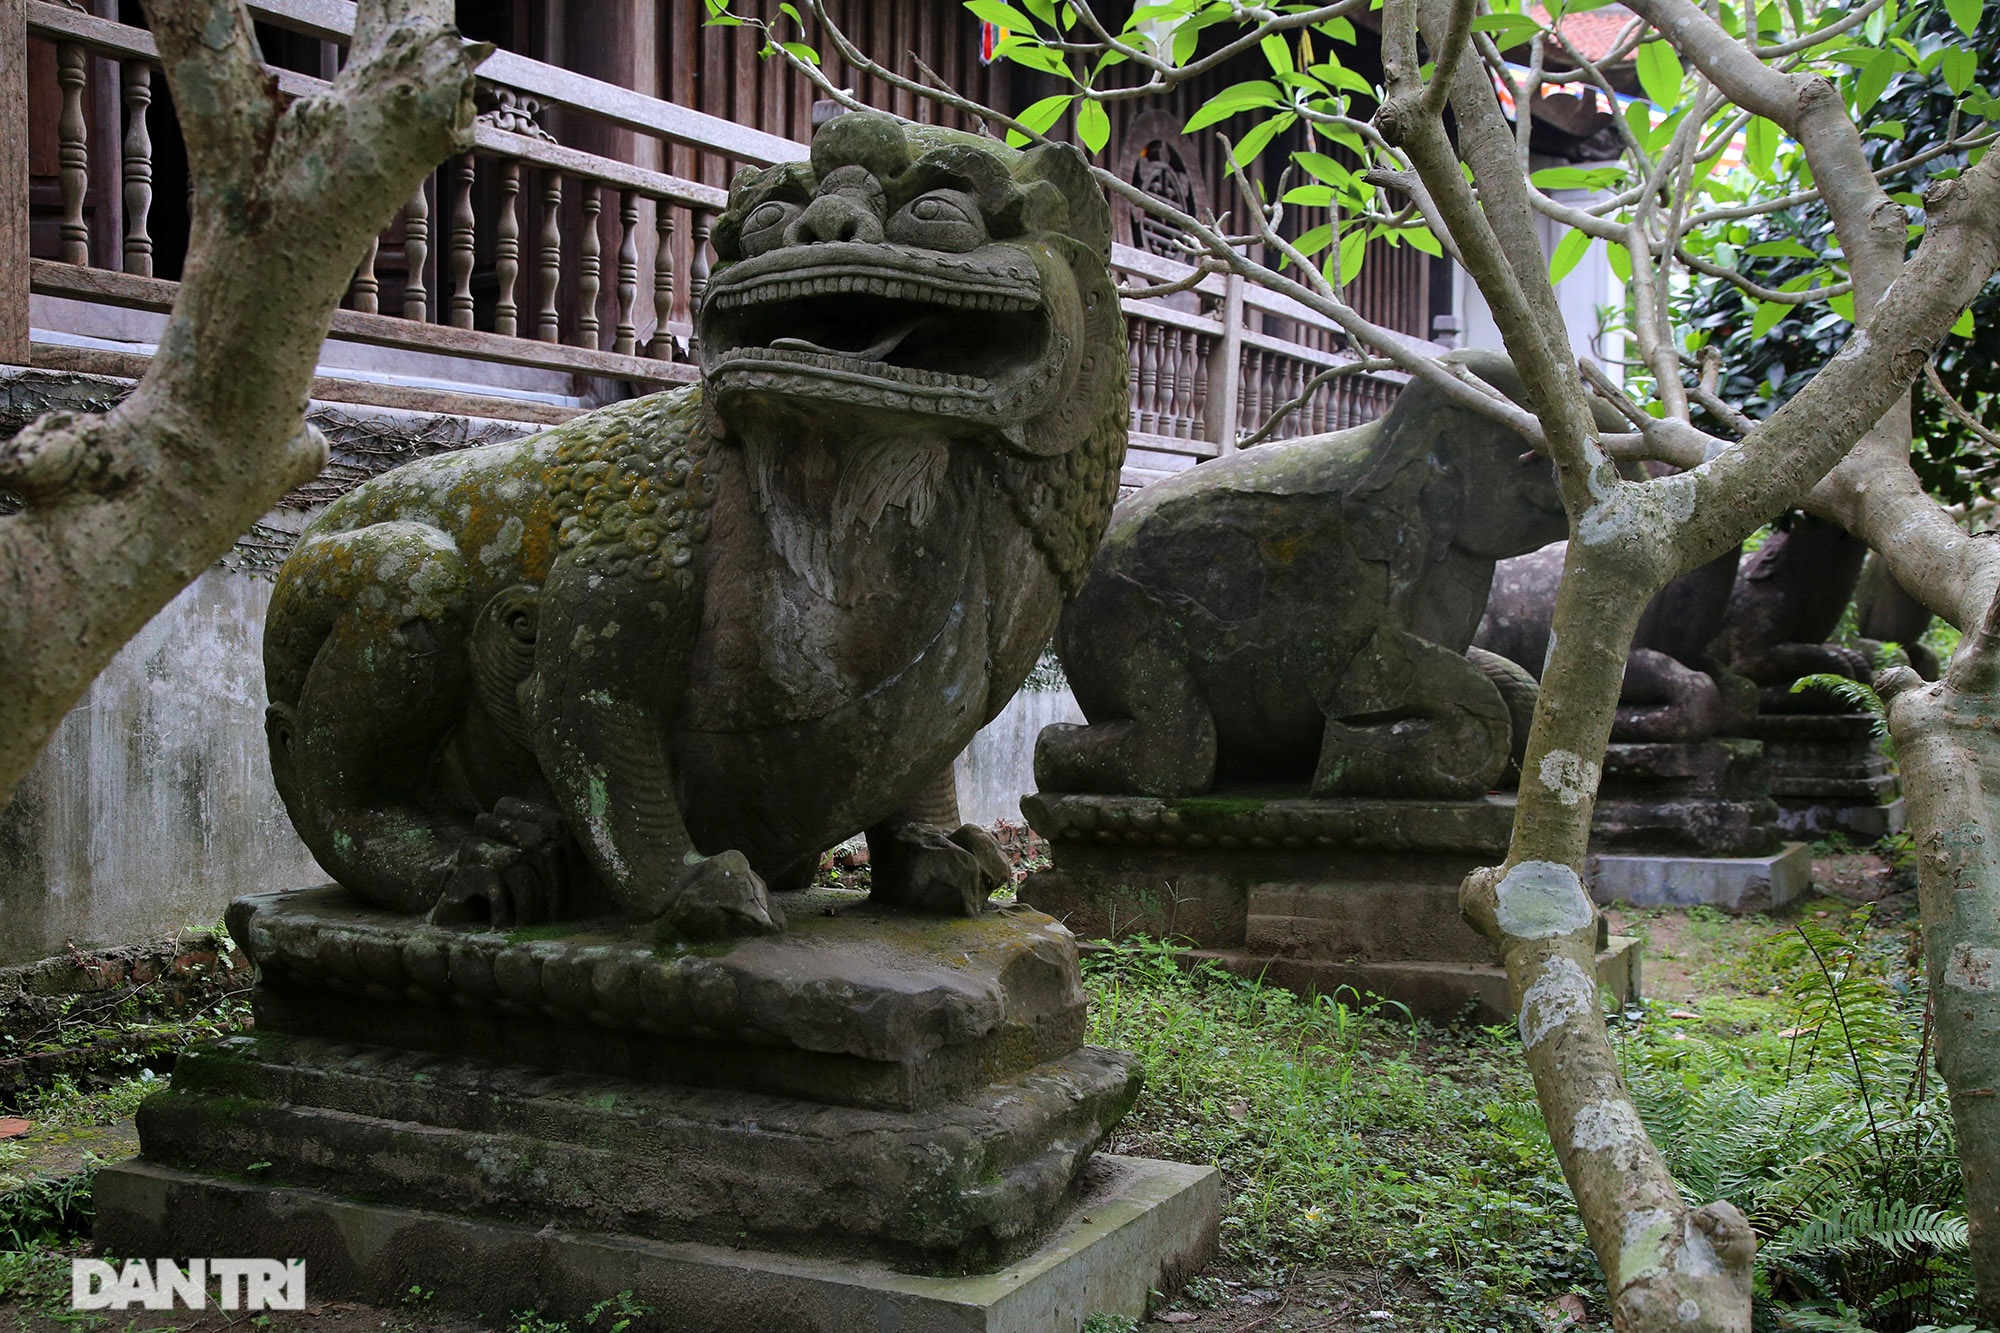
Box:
[1739, 713, 1903, 841]
[1591, 739, 1784, 857]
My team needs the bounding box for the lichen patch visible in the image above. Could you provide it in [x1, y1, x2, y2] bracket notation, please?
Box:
[1537, 748, 1599, 806]
[1494, 860, 1595, 940]
[1573, 1098, 1647, 1172]
[1519, 954, 1596, 1048]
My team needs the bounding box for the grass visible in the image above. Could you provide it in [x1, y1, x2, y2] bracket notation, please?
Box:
[1089, 889, 1980, 1332]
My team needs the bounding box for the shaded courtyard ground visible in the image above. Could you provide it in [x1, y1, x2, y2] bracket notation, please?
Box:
[0, 842, 1972, 1332]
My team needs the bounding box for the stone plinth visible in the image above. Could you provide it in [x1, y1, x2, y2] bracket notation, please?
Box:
[1590, 739, 1783, 857]
[1018, 793, 1639, 1025]
[1589, 841, 1812, 914]
[96, 1155, 1218, 1333]
[98, 885, 1219, 1326]
[1742, 713, 1902, 841]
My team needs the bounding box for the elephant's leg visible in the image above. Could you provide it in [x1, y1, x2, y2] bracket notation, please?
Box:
[1313, 631, 1512, 799]
[866, 765, 1012, 916]
[1033, 631, 1218, 797]
[522, 558, 782, 939]
[1614, 649, 1721, 742]
[265, 522, 485, 914]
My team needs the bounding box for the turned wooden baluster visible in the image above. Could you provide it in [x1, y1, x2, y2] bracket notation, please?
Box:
[1239, 350, 1262, 436]
[1191, 335, 1209, 437]
[1156, 327, 1178, 435]
[577, 182, 601, 349]
[494, 162, 521, 336]
[447, 155, 475, 329]
[56, 44, 88, 265]
[650, 203, 675, 359]
[351, 237, 380, 313]
[1136, 323, 1160, 434]
[536, 173, 561, 342]
[403, 182, 430, 322]
[120, 62, 153, 277]
[613, 191, 639, 355]
[688, 211, 712, 315]
[1170, 329, 1192, 437]
[1125, 326, 1144, 429]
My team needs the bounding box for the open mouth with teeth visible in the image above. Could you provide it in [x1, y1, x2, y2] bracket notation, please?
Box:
[697, 245, 1057, 423]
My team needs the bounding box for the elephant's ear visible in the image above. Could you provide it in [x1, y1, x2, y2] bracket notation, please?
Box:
[1014, 141, 1111, 259]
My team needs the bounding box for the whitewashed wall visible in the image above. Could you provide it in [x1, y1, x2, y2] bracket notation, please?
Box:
[955, 686, 1084, 827]
[0, 569, 325, 965]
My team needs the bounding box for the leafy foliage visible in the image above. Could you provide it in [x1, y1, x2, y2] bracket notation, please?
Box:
[1680, 0, 2000, 506]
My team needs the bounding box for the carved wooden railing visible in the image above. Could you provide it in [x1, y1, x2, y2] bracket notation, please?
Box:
[5, 0, 1413, 466]
[1111, 245, 1410, 484]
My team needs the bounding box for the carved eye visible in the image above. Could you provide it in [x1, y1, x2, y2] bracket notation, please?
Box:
[739, 199, 801, 257]
[887, 189, 986, 252]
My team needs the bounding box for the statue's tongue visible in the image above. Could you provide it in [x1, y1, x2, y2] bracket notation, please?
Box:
[769, 313, 928, 363]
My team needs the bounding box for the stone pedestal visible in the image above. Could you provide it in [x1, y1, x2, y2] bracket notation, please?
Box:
[1018, 793, 1639, 1025]
[1589, 841, 1813, 913]
[1741, 713, 1902, 841]
[95, 885, 1219, 1329]
[1590, 739, 1783, 857]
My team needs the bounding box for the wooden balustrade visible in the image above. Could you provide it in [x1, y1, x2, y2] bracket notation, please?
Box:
[13, 0, 1413, 479]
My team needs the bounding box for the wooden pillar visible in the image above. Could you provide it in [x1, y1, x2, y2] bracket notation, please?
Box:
[1206, 272, 1244, 454]
[0, 0, 28, 363]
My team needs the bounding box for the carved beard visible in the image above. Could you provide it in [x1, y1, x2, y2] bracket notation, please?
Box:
[741, 431, 950, 605]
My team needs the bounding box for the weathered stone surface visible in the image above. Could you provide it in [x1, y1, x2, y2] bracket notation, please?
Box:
[1478, 542, 1749, 742]
[261, 111, 1129, 937]
[1720, 516, 1874, 713]
[1588, 842, 1811, 914]
[1743, 712, 1902, 839]
[1019, 791, 1643, 1022]
[134, 1033, 1139, 1270]
[230, 886, 1086, 1109]
[1590, 740, 1783, 856]
[1035, 351, 1626, 802]
[95, 1154, 1220, 1332]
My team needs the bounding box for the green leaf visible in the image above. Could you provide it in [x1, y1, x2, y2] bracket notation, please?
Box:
[1282, 183, 1335, 206]
[1744, 239, 1819, 259]
[1548, 228, 1593, 283]
[1294, 151, 1352, 187]
[1946, 0, 1982, 36]
[965, 0, 1040, 32]
[1229, 112, 1296, 168]
[1334, 226, 1368, 284]
[1625, 100, 1660, 154]
[703, 0, 742, 24]
[778, 40, 818, 63]
[1941, 47, 1977, 95]
[1472, 13, 1544, 45]
[779, 2, 803, 23]
[1531, 166, 1596, 189]
[1006, 92, 1075, 147]
[1076, 98, 1110, 154]
[1184, 80, 1284, 132]
[1852, 49, 1902, 115]
[1744, 116, 1777, 181]
[1260, 32, 1294, 75]
[1606, 242, 1633, 283]
[1402, 226, 1443, 257]
[1828, 291, 1857, 322]
[1292, 223, 1334, 257]
[1751, 300, 1787, 338]
[1953, 307, 1976, 336]
[1635, 39, 1684, 109]
[1315, 15, 1357, 43]
[996, 37, 1073, 78]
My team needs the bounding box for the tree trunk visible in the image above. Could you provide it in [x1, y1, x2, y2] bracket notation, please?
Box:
[0, 0, 487, 803]
[1882, 598, 2000, 1320]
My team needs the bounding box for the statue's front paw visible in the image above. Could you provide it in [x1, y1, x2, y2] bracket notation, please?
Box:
[659, 850, 786, 941]
[867, 823, 1012, 916]
[429, 798, 568, 927]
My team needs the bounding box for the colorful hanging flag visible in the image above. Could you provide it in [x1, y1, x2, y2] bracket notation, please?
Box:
[980, 22, 1007, 64]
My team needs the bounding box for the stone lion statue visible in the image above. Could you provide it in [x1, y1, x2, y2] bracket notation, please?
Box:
[1035, 351, 1614, 801]
[263, 111, 1127, 938]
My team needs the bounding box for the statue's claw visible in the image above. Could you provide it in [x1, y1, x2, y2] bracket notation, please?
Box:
[867, 823, 1012, 916]
[429, 798, 568, 927]
[658, 850, 786, 941]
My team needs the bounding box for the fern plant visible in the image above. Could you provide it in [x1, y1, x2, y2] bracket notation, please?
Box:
[1618, 914, 1977, 1333]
